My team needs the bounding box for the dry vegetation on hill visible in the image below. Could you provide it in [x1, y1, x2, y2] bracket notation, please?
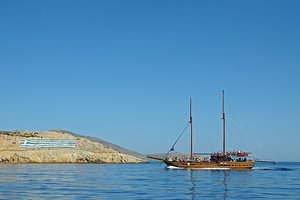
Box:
[0, 130, 146, 164]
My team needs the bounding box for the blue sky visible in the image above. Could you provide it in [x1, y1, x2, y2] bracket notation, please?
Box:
[1, 1, 300, 161]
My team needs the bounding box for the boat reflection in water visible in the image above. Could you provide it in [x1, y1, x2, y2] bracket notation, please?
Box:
[187, 170, 229, 200]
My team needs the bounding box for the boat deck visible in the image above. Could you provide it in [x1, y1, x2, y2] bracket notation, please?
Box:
[164, 160, 255, 170]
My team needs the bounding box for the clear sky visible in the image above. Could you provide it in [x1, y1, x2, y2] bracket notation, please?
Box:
[1, 1, 299, 161]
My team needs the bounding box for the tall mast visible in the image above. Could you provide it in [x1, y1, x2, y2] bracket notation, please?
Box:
[190, 98, 193, 159]
[222, 90, 226, 154]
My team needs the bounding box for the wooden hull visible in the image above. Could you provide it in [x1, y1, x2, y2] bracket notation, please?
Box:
[164, 160, 255, 170]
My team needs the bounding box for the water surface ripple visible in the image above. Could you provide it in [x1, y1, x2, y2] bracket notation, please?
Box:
[0, 162, 299, 199]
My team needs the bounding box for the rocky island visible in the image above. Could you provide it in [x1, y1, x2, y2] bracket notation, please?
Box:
[0, 129, 146, 163]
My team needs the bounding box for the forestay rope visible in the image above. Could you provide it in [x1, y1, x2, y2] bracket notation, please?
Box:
[164, 123, 190, 158]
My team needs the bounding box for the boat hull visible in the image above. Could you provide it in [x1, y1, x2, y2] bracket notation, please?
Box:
[164, 160, 255, 170]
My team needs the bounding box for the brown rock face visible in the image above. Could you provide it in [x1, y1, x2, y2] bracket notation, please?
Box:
[0, 130, 144, 164]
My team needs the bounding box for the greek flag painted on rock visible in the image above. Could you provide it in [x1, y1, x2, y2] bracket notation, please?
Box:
[20, 140, 76, 148]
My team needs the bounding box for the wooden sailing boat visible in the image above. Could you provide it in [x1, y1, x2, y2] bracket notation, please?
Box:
[149, 90, 255, 170]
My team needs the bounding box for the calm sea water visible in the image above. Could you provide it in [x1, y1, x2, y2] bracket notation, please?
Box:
[0, 162, 299, 199]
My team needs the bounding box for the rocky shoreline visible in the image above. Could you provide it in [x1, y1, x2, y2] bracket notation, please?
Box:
[0, 130, 146, 164]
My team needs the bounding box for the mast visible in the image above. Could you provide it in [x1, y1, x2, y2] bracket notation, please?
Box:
[222, 90, 226, 154]
[190, 98, 193, 159]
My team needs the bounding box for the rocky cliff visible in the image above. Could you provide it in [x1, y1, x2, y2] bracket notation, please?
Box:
[0, 130, 145, 163]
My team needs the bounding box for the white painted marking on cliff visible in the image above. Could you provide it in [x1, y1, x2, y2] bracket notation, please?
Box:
[20, 140, 76, 148]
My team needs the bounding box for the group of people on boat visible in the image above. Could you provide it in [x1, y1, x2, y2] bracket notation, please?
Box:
[166, 152, 249, 163]
[210, 152, 248, 163]
[210, 153, 232, 162]
[227, 151, 251, 157]
[166, 156, 209, 163]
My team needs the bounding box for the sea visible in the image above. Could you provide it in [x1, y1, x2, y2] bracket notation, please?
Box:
[0, 162, 299, 199]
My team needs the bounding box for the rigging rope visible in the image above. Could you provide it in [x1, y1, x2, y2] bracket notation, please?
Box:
[228, 117, 262, 147]
[164, 123, 190, 158]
